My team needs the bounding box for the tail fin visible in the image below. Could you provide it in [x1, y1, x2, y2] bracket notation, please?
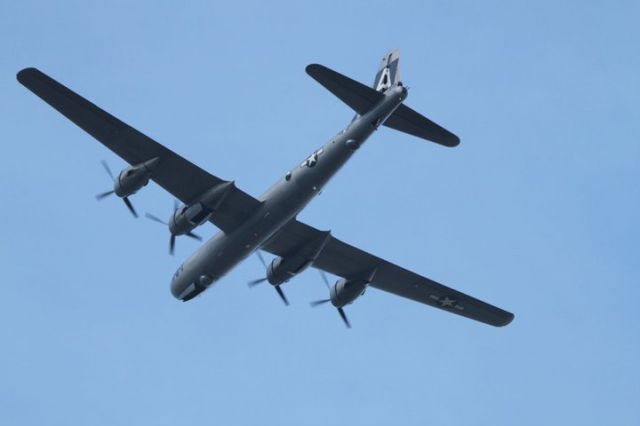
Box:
[373, 49, 401, 92]
[306, 50, 460, 147]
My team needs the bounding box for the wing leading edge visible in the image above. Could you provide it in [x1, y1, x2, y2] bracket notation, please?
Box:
[17, 67, 261, 232]
[263, 220, 514, 327]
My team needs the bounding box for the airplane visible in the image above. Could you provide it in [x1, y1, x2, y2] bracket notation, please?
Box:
[17, 49, 514, 328]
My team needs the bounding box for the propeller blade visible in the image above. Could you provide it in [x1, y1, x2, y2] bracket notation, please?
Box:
[248, 277, 268, 287]
[169, 234, 176, 256]
[100, 160, 115, 181]
[145, 212, 167, 225]
[275, 285, 289, 306]
[95, 190, 115, 200]
[186, 231, 202, 241]
[256, 251, 267, 268]
[310, 299, 331, 307]
[337, 307, 351, 328]
[122, 197, 138, 218]
[320, 271, 331, 289]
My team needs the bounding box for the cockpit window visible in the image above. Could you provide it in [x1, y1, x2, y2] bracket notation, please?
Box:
[173, 264, 184, 279]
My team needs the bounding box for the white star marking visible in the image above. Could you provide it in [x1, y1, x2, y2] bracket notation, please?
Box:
[430, 294, 460, 309]
[439, 297, 456, 308]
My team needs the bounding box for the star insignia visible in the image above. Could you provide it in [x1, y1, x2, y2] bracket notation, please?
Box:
[440, 296, 456, 307]
[429, 294, 464, 311]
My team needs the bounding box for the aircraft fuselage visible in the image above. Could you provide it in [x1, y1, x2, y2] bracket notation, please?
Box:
[18, 58, 515, 327]
[170, 85, 408, 300]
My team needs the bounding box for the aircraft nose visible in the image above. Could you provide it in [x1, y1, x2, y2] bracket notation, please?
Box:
[170, 276, 190, 299]
[170, 273, 214, 301]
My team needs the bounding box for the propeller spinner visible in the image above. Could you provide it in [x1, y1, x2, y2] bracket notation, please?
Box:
[95, 160, 138, 217]
[247, 251, 289, 306]
[310, 271, 351, 328]
[145, 199, 202, 255]
[95, 158, 158, 217]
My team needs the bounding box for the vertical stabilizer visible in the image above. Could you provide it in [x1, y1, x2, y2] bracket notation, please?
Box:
[373, 49, 401, 92]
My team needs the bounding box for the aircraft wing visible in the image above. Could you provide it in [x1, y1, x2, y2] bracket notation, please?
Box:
[17, 68, 261, 232]
[262, 220, 514, 327]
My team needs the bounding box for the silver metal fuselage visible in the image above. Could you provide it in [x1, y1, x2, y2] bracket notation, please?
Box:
[171, 85, 407, 300]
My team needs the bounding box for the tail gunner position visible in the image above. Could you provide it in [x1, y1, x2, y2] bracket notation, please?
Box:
[17, 50, 514, 327]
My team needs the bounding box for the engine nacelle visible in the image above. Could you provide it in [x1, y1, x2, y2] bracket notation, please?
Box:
[262, 231, 332, 286]
[266, 256, 312, 286]
[329, 279, 368, 308]
[169, 202, 212, 236]
[114, 157, 159, 197]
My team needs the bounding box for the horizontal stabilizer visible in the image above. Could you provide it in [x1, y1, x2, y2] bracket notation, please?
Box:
[384, 104, 460, 147]
[306, 64, 384, 115]
[307, 63, 460, 147]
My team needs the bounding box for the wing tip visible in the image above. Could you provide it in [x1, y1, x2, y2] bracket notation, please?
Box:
[16, 67, 41, 85]
[305, 63, 325, 77]
[443, 134, 461, 147]
[494, 312, 515, 327]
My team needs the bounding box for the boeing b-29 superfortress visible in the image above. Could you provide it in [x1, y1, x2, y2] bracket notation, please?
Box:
[17, 50, 514, 328]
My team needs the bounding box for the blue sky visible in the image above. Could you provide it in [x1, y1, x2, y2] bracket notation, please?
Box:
[1, 1, 639, 425]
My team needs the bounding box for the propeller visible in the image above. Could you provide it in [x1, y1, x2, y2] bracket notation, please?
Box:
[247, 252, 269, 287]
[95, 160, 138, 217]
[145, 199, 202, 255]
[310, 271, 351, 328]
[247, 252, 289, 306]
